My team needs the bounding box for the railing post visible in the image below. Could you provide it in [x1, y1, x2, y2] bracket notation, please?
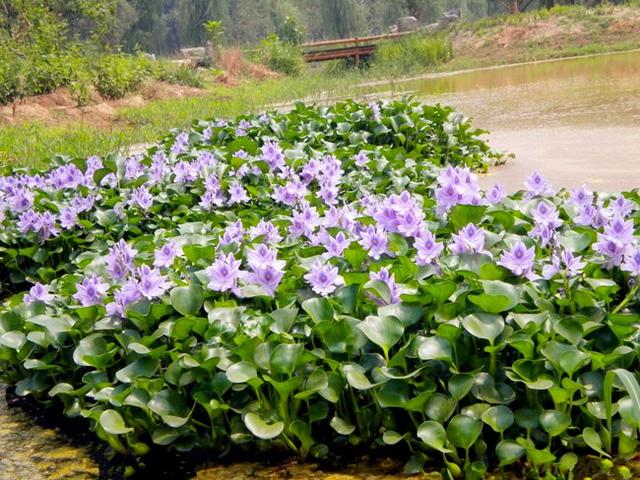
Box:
[354, 37, 360, 66]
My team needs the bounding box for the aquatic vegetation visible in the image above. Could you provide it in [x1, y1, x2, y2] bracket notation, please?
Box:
[0, 99, 639, 479]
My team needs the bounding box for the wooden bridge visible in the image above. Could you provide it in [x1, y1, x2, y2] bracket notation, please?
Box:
[301, 31, 415, 64]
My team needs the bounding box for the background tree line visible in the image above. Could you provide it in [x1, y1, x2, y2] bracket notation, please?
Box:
[0, 0, 628, 56]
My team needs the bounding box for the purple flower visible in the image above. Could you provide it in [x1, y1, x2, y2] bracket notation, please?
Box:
[414, 230, 443, 265]
[17, 210, 39, 235]
[525, 171, 554, 198]
[130, 186, 153, 210]
[354, 151, 369, 167]
[359, 225, 389, 260]
[498, 240, 535, 276]
[369, 267, 400, 304]
[173, 161, 198, 183]
[247, 264, 285, 296]
[60, 207, 78, 230]
[369, 101, 381, 121]
[532, 201, 561, 229]
[450, 224, 485, 255]
[220, 221, 245, 246]
[106, 278, 142, 317]
[304, 260, 344, 297]
[322, 231, 352, 259]
[594, 234, 628, 268]
[261, 140, 285, 171]
[248, 220, 282, 244]
[74, 274, 109, 306]
[227, 181, 250, 205]
[604, 217, 634, 244]
[106, 240, 137, 281]
[171, 132, 189, 154]
[137, 265, 172, 299]
[622, 249, 640, 276]
[542, 249, 586, 279]
[485, 184, 506, 205]
[154, 241, 181, 268]
[206, 253, 242, 293]
[124, 156, 145, 180]
[246, 245, 279, 270]
[608, 195, 634, 218]
[569, 185, 593, 207]
[24, 283, 54, 305]
[289, 206, 319, 239]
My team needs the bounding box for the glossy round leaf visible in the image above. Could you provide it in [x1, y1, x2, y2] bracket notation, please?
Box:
[244, 412, 284, 439]
[417, 421, 451, 453]
[446, 415, 483, 450]
[99, 409, 133, 435]
[418, 336, 452, 362]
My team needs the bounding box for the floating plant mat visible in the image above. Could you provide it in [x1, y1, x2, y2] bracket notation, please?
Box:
[0, 99, 639, 480]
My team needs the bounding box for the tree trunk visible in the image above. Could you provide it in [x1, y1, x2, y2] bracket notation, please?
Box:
[545, 0, 555, 8]
[510, 0, 519, 14]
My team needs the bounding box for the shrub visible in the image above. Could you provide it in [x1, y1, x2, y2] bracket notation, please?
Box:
[257, 34, 304, 76]
[0, 48, 20, 105]
[94, 54, 147, 100]
[21, 53, 76, 96]
[1, 100, 639, 480]
[374, 34, 453, 75]
[154, 63, 205, 88]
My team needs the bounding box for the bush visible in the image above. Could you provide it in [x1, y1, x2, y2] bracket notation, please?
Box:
[258, 34, 304, 76]
[21, 53, 77, 96]
[94, 54, 147, 100]
[374, 34, 453, 74]
[1, 100, 639, 480]
[154, 63, 205, 88]
[0, 48, 20, 105]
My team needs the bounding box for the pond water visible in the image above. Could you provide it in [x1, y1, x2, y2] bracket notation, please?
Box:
[362, 50, 640, 192]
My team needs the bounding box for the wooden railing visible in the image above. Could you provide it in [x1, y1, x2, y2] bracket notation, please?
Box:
[301, 31, 415, 63]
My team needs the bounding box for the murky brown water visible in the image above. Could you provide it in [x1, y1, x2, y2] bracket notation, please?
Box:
[362, 50, 640, 192]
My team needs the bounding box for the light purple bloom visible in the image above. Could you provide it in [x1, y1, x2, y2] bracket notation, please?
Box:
[499, 240, 535, 276]
[206, 253, 242, 293]
[354, 151, 369, 167]
[289, 206, 320, 239]
[608, 195, 634, 218]
[485, 184, 506, 205]
[525, 171, 554, 198]
[604, 216, 634, 244]
[130, 186, 153, 210]
[106, 277, 142, 317]
[137, 265, 172, 299]
[414, 230, 443, 265]
[246, 245, 279, 270]
[247, 264, 285, 296]
[154, 241, 181, 268]
[74, 274, 109, 306]
[248, 220, 282, 244]
[24, 283, 54, 305]
[227, 181, 250, 205]
[569, 185, 593, 207]
[60, 207, 78, 230]
[261, 140, 285, 171]
[359, 225, 389, 260]
[450, 224, 485, 255]
[106, 240, 137, 281]
[622, 249, 640, 276]
[171, 132, 189, 154]
[304, 260, 344, 297]
[542, 249, 586, 279]
[322, 231, 352, 259]
[594, 234, 628, 268]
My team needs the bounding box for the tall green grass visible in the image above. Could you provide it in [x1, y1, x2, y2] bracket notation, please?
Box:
[372, 34, 452, 77]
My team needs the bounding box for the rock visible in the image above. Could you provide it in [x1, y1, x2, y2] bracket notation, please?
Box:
[397, 16, 418, 32]
[180, 47, 206, 59]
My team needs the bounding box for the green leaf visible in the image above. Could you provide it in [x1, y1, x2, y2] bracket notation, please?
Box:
[417, 421, 451, 453]
[0, 331, 25, 350]
[226, 361, 258, 383]
[357, 315, 404, 358]
[244, 412, 284, 440]
[481, 405, 514, 433]
[343, 364, 373, 390]
[301, 297, 333, 323]
[270, 343, 304, 376]
[582, 427, 610, 457]
[170, 283, 204, 316]
[378, 303, 423, 327]
[449, 205, 486, 232]
[447, 415, 483, 450]
[424, 280, 456, 304]
[418, 336, 452, 362]
[148, 389, 190, 427]
[330, 415, 356, 435]
[425, 393, 456, 423]
[462, 313, 504, 343]
[448, 374, 475, 400]
[115, 358, 159, 384]
[539, 410, 571, 437]
[496, 440, 525, 466]
[99, 409, 133, 435]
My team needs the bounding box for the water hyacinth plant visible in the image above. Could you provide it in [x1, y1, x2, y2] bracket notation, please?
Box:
[0, 99, 639, 479]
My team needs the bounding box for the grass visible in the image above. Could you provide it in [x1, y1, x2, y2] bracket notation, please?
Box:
[2, 3, 639, 169]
